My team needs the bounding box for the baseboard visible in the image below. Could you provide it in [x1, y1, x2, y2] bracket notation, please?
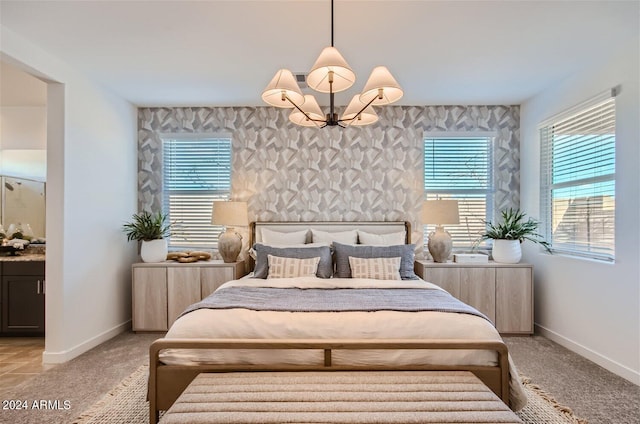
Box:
[42, 320, 131, 364]
[535, 323, 640, 385]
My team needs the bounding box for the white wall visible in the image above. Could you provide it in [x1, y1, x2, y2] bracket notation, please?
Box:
[0, 26, 139, 363]
[520, 36, 640, 384]
[0, 106, 46, 149]
[0, 106, 47, 180]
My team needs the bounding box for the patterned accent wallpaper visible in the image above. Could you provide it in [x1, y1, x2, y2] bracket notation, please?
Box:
[138, 105, 520, 252]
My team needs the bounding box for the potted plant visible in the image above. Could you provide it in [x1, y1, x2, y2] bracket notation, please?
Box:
[477, 208, 551, 263]
[123, 211, 172, 263]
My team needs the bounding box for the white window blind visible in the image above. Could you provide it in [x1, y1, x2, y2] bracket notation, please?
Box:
[162, 137, 231, 249]
[424, 137, 493, 247]
[540, 93, 616, 261]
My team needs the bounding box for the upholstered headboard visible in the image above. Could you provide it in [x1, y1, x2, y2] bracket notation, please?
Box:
[250, 221, 411, 247]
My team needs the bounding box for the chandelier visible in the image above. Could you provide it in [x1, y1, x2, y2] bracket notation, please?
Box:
[261, 0, 403, 128]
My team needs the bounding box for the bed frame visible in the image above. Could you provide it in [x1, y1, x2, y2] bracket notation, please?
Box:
[148, 221, 510, 423]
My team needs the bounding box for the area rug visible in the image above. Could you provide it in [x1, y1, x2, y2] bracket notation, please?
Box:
[73, 366, 587, 423]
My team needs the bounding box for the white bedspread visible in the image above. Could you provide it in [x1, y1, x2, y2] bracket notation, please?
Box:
[161, 276, 527, 410]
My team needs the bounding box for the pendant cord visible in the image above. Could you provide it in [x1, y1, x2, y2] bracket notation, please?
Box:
[331, 0, 334, 47]
[329, 0, 335, 122]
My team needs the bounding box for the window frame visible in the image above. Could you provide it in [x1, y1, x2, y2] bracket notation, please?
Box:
[160, 133, 232, 250]
[539, 89, 617, 262]
[423, 133, 496, 250]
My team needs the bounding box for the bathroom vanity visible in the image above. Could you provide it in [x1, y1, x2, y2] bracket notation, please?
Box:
[0, 254, 45, 335]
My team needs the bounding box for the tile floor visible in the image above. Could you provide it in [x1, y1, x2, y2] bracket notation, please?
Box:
[0, 337, 55, 398]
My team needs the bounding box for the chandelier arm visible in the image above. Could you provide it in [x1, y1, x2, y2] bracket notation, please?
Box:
[337, 92, 378, 123]
[285, 94, 328, 124]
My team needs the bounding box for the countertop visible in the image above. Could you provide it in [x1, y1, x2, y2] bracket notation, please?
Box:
[0, 245, 45, 262]
[0, 253, 45, 262]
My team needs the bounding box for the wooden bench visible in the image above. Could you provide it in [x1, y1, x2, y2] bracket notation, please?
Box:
[159, 370, 522, 423]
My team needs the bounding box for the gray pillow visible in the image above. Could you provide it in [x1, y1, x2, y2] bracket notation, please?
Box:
[334, 242, 418, 280]
[253, 244, 333, 279]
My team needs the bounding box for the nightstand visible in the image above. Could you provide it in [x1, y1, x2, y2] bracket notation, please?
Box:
[414, 260, 533, 335]
[131, 260, 245, 332]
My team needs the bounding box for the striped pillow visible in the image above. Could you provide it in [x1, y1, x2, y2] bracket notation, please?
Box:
[348, 256, 402, 280]
[267, 255, 321, 279]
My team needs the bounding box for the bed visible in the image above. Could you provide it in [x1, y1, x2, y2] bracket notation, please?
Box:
[149, 221, 527, 424]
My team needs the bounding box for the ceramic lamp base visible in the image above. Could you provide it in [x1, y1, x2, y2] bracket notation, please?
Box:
[218, 228, 242, 263]
[427, 225, 453, 263]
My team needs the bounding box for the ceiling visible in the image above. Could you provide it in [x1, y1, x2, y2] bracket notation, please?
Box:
[0, 1, 638, 107]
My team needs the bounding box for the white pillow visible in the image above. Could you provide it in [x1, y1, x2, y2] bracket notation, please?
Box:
[267, 255, 320, 279]
[311, 229, 358, 244]
[261, 228, 308, 245]
[348, 256, 402, 280]
[357, 230, 406, 246]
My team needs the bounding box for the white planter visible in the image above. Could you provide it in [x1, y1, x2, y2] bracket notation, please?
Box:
[140, 239, 168, 263]
[492, 239, 522, 263]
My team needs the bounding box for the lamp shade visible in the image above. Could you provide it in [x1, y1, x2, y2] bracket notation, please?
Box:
[306, 47, 356, 93]
[211, 201, 248, 227]
[261, 69, 305, 108]
[359, 66, 403, 106]
[341, 95, 379, 126]
[289, 95, 325, 127]
[422, 200, 460, 225]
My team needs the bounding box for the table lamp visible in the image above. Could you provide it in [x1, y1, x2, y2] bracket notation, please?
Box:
[211, 201, 248, 263]
[422, 199, 459, 263]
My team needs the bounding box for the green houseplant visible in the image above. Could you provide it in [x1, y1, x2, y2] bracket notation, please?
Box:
[478, 208, 551, 263]
[123, 211, 171, 262]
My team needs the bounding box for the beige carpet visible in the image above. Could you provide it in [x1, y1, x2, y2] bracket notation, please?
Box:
[73, 366, 587, 424]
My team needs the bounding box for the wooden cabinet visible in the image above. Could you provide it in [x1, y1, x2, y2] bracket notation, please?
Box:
[1, 261, 46, 335]
[495, 267, 533, 333]
[414, 261, 533, 334]
[132, 267, 167, 331]
[132, 260, 245, 332]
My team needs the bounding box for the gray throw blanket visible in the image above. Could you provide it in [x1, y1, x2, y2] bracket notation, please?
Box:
[181, 287, 492, 323]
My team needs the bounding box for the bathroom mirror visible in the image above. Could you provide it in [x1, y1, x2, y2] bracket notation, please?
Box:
[1, 176, 46, 238]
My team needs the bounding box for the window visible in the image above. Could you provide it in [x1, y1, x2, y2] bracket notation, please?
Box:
[424, 136, 493, 247]
[162, 136, 232, 249]
[540, 92, 616, 261]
